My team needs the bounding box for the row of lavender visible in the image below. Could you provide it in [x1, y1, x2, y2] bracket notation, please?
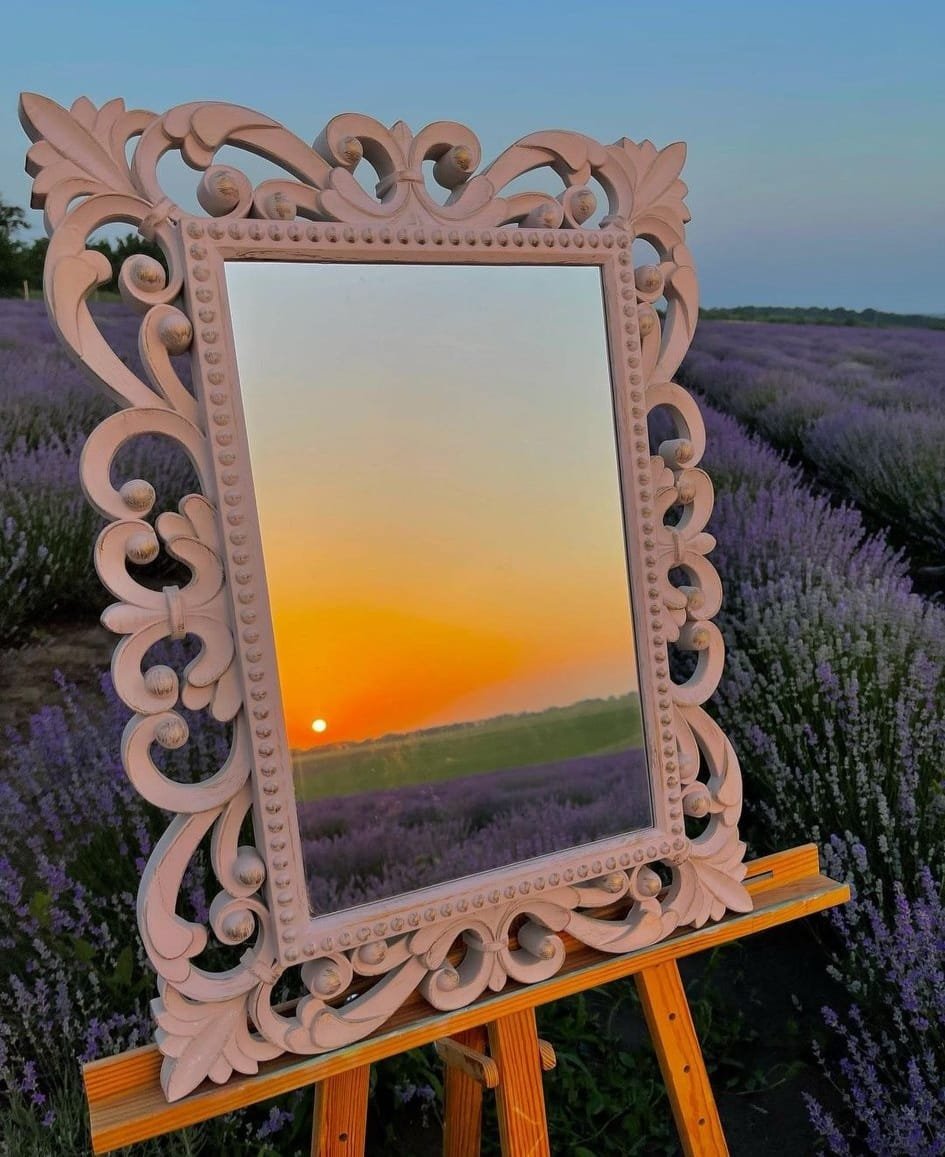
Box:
[700, 399, 945, 1154]
[0, 302, 942, 1151]
[297, 749, 650, 912]
[0, 301, 195, 643]
[682, 321, 945, 570]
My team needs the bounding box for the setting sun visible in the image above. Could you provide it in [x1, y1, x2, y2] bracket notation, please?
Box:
[311, 718, 327, 734]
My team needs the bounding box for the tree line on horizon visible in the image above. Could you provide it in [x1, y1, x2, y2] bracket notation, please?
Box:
[1, 195, 941, 328]
[698, 303, 945, 330]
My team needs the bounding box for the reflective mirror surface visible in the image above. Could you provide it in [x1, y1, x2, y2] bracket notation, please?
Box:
[226, 262, 651, 914]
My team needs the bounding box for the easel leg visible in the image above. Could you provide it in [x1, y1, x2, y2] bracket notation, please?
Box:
[488, 1008, 551, 1157]
[442, 1026, 489, 1157]
[635, 960, 729, 1157]
[311, 1065, 371, 1156]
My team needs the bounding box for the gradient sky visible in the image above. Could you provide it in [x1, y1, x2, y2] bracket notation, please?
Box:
[2, 1, 943, 312]
[226, 262, 638, 747]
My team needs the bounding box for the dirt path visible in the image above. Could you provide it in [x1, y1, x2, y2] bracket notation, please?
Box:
[0, 618, 113, 740]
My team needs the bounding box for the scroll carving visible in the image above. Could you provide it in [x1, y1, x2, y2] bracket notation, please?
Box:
[20, 93, 749, 1101]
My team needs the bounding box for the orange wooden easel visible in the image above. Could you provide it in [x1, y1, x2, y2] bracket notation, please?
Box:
[83, 845, 847, 1156]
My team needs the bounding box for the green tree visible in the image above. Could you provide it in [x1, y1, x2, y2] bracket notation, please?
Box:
[20, 235, 48, 291]
[0, 198, 28, 295]
[0, 197, 168, 298]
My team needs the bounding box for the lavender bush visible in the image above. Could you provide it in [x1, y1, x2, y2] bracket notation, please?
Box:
[0, 302, 115, 453]
[694, 404, 945, 1153]
[700, 411, 945, 899]
[0, 674, 167, 1146]
[714, 565, 945, 894]
[806, 407, 945, 558]
[805, 871, 945, 1157]
[0, 302, 196, 643]
[0, 434, 102, 640]
[682, 321, 945, 567]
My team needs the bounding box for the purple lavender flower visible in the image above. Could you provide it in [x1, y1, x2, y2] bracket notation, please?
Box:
[0, 301, 196, 643]
[682, 320, 945, 565]
[255, 1105, 294, 1140]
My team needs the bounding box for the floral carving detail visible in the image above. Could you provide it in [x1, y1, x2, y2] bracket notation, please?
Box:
[20, 94, 749, 1102]
[21, 94, 150, 223]
[155, 980, 282, 1103]
[97, 495, 240, 721]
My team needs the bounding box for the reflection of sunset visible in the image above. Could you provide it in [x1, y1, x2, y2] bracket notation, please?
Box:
[228, 263, 639, 750]
[273, 600, 530, 745]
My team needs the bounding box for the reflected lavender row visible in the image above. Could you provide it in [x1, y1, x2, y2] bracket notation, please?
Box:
[297, 748, 650, 913]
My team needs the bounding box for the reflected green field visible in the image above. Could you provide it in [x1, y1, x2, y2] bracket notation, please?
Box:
[292, 693, 643, 802]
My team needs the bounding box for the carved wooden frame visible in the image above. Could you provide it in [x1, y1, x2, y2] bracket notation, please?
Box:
[20, 93, 750, 1102]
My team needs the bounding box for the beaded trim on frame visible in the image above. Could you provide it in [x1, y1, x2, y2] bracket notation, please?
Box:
[20, 94, 750, 1102]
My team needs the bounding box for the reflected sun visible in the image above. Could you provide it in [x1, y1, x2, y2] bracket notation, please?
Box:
[311, 718, 328, 734]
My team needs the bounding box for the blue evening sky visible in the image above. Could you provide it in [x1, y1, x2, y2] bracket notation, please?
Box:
[1, 1, 942, 312]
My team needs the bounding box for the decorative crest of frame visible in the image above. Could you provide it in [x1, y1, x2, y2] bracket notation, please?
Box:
[20, 93, 750, 1102]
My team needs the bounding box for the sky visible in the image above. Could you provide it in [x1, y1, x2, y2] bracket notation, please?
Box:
[1, 1, 942, 312]
[227, 263, 639, 747]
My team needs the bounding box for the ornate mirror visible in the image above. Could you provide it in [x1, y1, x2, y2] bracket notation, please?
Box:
[20, 95, 749, 1101]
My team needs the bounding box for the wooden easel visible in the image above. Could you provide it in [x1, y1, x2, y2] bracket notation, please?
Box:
[83, 845, 848, 1156]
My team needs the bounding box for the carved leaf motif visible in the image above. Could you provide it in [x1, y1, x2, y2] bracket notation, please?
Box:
[566, 900, 664, 951]
[154, 983, 280, 1101]
[49, 251, 115, 348]
[690, 858, 752, 920]
[159, 102, 328, 187]
[322, 167, 401, 221]
[302, 959, 430, 1052]
[20, 93, 138, 203]
[144, 866, 208, 977]
[630, 140, 687, 213]
[188, 104, 282, 153]
[668, 263, 698, 335]
[678, 703, 744, 811]
[101, 603, 159, 634]
[517, 131, 600, 175]
[672, 866, 716, 928]
[139, 810, 217, 989]
[188, 664, 242, 722]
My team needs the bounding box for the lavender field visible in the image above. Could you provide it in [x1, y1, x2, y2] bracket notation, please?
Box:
[2, 301, 945, 1154]
[683, 321, 945, 575]
[298, 748, 650, 911]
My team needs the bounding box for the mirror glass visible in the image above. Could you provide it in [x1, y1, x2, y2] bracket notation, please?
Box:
[226, 262, 651, 915]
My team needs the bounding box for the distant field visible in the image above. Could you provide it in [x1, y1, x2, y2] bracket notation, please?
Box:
[292, 693, 643, 801]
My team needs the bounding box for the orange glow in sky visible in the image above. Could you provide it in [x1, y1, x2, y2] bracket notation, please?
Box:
[227, 263, 639, 749]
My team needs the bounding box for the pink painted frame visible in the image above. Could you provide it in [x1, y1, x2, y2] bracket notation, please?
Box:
[20, 94, 750, 1102]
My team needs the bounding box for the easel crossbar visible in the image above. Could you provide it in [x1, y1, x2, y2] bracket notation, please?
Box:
[84, 845, 849, 1153]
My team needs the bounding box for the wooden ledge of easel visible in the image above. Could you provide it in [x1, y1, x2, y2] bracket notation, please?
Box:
[84, 843, 849, 1154]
